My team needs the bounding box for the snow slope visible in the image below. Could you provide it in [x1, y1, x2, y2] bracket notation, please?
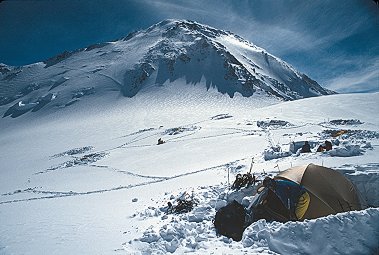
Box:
[0, 19, 333, 120]
[0, 88, 378, 254]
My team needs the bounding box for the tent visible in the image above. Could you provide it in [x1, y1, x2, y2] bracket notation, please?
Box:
[274, 163, 362, 219]
[214, 164, 363, 240]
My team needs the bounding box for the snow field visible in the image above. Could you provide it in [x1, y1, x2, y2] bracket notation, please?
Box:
[0, 91, 378, 254]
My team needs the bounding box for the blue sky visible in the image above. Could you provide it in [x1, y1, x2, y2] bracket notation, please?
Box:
[0, 0, 378, 93]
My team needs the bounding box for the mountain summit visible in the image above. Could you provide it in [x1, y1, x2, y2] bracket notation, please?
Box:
[0, 19, 333, 118]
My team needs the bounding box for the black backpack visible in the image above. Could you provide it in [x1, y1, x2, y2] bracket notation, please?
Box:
[214, 200, 246, 241]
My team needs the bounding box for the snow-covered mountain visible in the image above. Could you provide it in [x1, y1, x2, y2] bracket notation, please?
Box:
[3, 19, 378, 255]
[0, 19, 333, 119]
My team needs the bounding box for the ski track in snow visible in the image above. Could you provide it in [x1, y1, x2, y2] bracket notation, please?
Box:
[0, 106, 378, 254]
[2, 115, 378, 209]
[1, 104, 378, 253]
[0, 158, 247, 205]
[90, 164, 168, 179]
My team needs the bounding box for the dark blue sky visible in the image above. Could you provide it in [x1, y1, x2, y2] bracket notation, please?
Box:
[0, 0, 378, 93]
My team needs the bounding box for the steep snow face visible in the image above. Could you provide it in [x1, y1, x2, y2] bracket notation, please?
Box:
[0, 19, 333, 119]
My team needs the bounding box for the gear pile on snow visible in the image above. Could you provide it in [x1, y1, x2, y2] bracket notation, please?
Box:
[231, 172, 256, 190]
[166, 192, 198, 214]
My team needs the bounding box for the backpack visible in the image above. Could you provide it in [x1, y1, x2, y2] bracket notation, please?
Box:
[214, 200, 246, 241]
[253, 188, 291, 222]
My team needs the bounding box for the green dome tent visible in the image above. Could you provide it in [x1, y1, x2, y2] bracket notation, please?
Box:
[275, 164, 362, 219]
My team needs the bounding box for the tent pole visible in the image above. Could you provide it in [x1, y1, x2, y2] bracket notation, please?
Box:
[227, 167, 230, 200]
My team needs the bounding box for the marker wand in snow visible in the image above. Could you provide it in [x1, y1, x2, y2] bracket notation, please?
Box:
[249, 158, 254, 174]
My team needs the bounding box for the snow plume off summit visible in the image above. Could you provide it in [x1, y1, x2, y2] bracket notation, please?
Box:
[0, 19, 334, 119]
